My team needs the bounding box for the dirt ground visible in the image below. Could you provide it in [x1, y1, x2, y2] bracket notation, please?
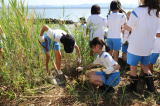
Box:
[1, 67, 159, 106]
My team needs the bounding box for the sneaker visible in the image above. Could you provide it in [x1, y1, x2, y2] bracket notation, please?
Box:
[55, 74, 66, 87]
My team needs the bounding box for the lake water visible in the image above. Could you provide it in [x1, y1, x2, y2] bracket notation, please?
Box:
[29, 8, 132, 22]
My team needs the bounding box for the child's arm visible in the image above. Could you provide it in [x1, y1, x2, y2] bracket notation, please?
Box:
[40, 25, 49, 36]
[122, 24, 132, 32]
[74, 43, 81, 64]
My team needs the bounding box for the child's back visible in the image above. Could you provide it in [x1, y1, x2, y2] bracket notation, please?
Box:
[87, 15, 107, 41]
[127, 7, 159, 56]
[107, 12, 126, 38]
[87, 4, 107, 41]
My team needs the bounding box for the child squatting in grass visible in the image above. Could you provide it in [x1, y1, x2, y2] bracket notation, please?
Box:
[87, 37, 120, 92]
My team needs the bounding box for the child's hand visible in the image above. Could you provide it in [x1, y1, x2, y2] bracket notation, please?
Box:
[113, 64, 120, 70]
[122, 24, 132, 32]
[77, 58, 81, 64]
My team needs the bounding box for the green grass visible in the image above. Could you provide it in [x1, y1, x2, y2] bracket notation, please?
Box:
[0, 0, 92, 100]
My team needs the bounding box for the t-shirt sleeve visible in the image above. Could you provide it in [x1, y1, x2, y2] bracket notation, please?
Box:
[101, 54, 117, 74]
[127, 9, 139, 29]
[103, 54, 116, 68]
[46, 28, 53, 38]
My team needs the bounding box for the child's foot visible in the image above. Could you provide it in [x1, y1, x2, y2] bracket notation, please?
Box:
[55, 74, 66, 87]
[98, 85, 115, 93]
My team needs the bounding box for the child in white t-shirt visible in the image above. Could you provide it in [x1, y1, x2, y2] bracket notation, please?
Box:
[149, 23, 160, 72]
[39, 25, 81, 76]
[87, 4, 107, 41]
[87, 37, 120, 92]
[79, 17, 87, 37]
[122, 11, 131, 62]
[123, 0, 159, 92]
[106, 1, 127, 61]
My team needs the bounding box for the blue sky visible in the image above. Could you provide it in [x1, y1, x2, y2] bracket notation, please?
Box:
[4, 0, 139, 6]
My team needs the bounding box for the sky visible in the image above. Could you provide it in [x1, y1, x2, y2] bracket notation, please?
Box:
[4, 0, 139, 6]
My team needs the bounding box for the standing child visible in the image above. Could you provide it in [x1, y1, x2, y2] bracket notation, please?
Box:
[123, 0, 159, 92]
[39, 25, 81, 76]
[87, 37, 120, 92]
[149, 23, 160, 72]
[87, 4, 107, 41]
[106, 0, 127, 61]
[122, 11, 131, 62]
[79, 17, 87, 37]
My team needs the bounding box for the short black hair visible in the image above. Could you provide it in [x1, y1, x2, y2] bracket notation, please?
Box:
[91, 4, 101, 15]
[110, 0, 122, 11]
[60, 33, 75, 53]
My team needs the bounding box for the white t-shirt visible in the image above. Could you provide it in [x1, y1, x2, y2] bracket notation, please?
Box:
[40, 29, 67, 42]
[87, 15, 107, 41]
[46, 29, 67, 42]
[93, 52, 119, 74]
[80, 24, 87, 36]
[152, 23, 160, 53]
[127, 7, 160, 56]
[107, 12, 127, 38]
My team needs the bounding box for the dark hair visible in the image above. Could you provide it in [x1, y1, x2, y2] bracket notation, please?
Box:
[60, 33, 75, 53]
[110, 0, 122, 11]
[140, 0, 160, 17]
[108, 0, 126, 15]
[89, 37, 110, 52]
[91, 4, 101, 15]
[79, 17, 86, 23]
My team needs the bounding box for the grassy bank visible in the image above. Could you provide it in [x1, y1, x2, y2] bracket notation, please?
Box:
[0, 0, 93, 100]
[0, 0, 159, 105]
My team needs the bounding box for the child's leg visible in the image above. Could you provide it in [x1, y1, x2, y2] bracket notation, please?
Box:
[122, 44, 128, 61]
[122, 52, 127, 61]
[141, 64, 155, 92]
[112, 39, 121, 62]
[113, 50, 119, 62]
[87, 71, 103, 86]
[54, 50, 62, 71]
[106, 38, 113, 56]
[41, 35, 51, 75]
[53, 42, 62, 74]
[45, 52, 51, 75]
[126, 52, 140, 92]
[149, 53, 159, 72]
[104, 72, 120, 87]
